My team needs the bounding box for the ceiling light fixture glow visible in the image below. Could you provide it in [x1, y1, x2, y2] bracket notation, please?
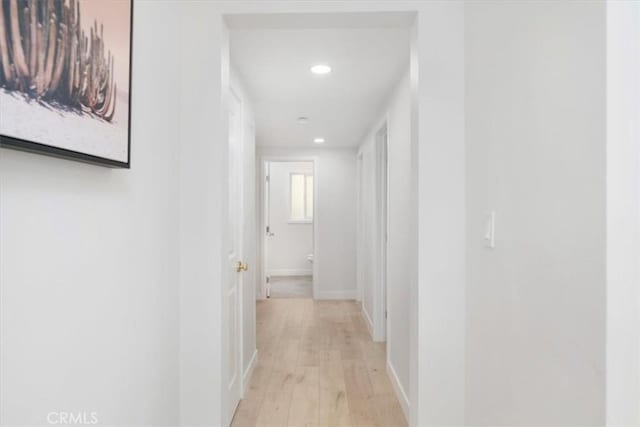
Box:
[310, 64, 332, 75]
[313, 138, 326, 144]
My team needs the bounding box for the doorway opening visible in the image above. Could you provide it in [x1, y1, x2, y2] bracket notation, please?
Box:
[226, 10, 415, 427]
[261, 159, 316, 299]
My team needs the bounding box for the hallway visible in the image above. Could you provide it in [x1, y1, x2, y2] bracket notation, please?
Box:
[232, 299, 407, 427]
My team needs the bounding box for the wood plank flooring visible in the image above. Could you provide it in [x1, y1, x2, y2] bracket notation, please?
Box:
[231, 299, 407, 427]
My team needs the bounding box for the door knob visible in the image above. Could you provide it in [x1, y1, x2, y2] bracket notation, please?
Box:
[236, 261, 248, 272]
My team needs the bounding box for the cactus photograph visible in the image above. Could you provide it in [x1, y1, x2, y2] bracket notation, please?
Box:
[0, 0, 132, 167]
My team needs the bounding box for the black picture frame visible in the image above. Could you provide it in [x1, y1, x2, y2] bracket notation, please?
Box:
[0, 0, 134, 169]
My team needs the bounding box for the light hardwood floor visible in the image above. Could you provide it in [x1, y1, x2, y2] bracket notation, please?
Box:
[231, 298, 408, 427]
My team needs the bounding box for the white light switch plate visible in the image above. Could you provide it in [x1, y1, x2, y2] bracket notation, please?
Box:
[484, 211, 495, 249]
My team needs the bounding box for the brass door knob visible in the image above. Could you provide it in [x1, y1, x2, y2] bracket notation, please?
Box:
[236, 261, 248, 272]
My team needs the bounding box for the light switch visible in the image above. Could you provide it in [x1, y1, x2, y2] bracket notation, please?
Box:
[484, 211, 495, 249]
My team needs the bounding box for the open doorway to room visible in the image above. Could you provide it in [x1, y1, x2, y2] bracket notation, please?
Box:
[226, 11, 414, 427]
[262, 160, 316, 299]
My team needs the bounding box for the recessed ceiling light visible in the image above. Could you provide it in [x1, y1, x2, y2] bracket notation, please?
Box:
[297, 117, 309, 125]
[310, 64, 331, 75]
[313, 138, 326, 144]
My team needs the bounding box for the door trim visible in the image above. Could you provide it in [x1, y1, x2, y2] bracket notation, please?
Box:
[227, 87, 244, 421]
[374, 124, 389, 342]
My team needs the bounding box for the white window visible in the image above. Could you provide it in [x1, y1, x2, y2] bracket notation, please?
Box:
[290, 173, 313, 222]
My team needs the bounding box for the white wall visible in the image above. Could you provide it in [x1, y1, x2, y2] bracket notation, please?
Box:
[0, 2, 181, 426]
[465, 2, 606, 425]
[258, 148, 357, 299]
[178, 3, 227, 425]
[606, 2, 640, 425]
[267, 161, 313, 276]
[413, 5, 466, 425]
[357, 70, 412, 418]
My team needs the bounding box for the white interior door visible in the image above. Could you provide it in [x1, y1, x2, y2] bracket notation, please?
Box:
[226, 90, 243, 421]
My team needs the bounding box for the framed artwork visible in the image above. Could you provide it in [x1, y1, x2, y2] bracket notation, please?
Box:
[0, 0, 133, 168]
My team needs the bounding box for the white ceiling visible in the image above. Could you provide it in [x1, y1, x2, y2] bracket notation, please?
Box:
[230, 26, 410, 148]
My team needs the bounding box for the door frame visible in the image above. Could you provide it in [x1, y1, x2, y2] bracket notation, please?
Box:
[258, 156, 319, 300]
[227, 86, 245, 421]
[177, 4, 466, 427]
[374, 124, 389, 342]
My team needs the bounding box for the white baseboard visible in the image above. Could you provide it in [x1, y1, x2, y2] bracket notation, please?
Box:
[268, 269, 312, 277]
[242, 350, 258, 395]
[314, 290, 357, 300]
[387, 360, 410, 423]
[362, 306, 374, 337]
